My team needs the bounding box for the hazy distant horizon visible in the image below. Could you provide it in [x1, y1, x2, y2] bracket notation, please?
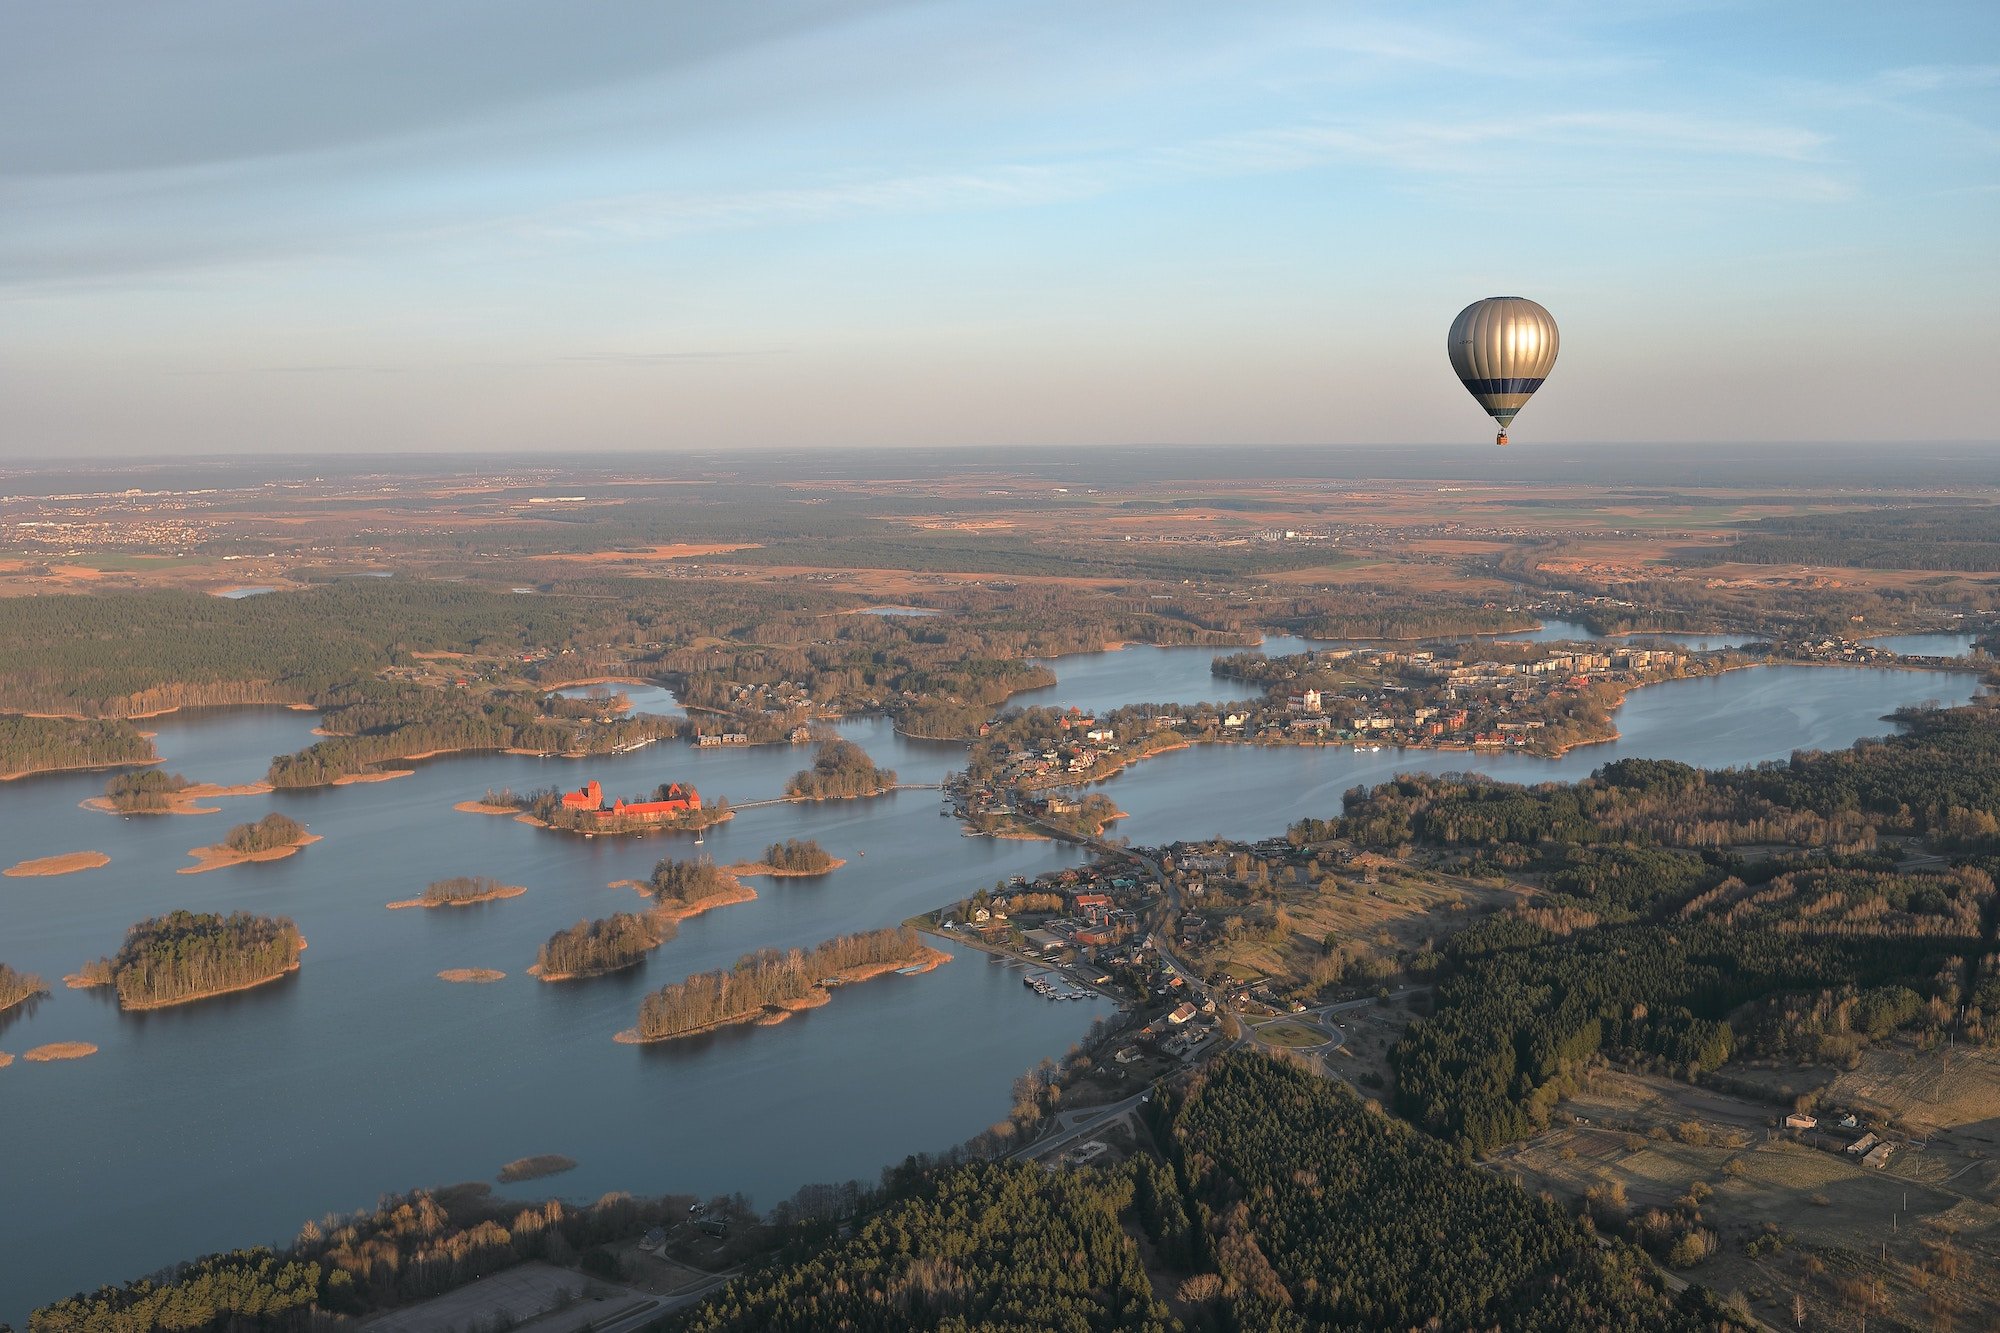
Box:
[6, 440, 2000, 492]
[4, 2, 1995, 456]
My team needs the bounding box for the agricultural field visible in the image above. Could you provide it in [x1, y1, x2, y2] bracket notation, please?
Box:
[1501, 1065, 2000, 1330]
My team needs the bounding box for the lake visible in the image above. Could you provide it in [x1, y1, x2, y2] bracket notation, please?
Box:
[0, 645, 1982, 1319]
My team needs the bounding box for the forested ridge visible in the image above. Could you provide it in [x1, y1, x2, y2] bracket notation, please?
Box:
[1684, 505, 2000, 571]
[679, 1161, 1176, 1333]
[0, 715, 154, 777]
[673, 1054, 1744, 1332]
[1297, 703, 2000, 1154]
[27, 1187, 694, 1332]
[1162, 1056, 1742, 1332]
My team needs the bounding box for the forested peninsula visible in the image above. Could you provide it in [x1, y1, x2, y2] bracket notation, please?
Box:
[72, 911, 305, 1011]
[0, 715, 155, 781]
[620, 928, 944, 1044]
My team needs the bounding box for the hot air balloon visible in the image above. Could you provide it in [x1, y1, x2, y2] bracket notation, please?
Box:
[1447, 297, 1557, 446]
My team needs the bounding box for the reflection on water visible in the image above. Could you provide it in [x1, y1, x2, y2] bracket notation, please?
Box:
[0, 644, 1982, 1320]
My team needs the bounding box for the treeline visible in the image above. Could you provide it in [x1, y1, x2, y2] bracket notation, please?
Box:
[224, 813, 307, 853]
[762, 838, 834, 874]
[1263, 591, 1537, 642]
[633, 928, 926, 1042]
[536, 913, 669, 979]
[103, 769, 193, 812]
[268, 678, 681, 787]
[678, 1161, 1175, 1333]
[784, 737, 895, 799]
[0, 963, 49, 1014]
[0, 715, 154, 777]
[28, 1185, 696, 1331]
[93, 911, 304, 1010]
[646, 856, 741, 909]
[0, 582, 615, 716]
[675, 1054, 1740, 1332]
[1683, 504, 2000, 572]
[1321, 706, 2000, 851]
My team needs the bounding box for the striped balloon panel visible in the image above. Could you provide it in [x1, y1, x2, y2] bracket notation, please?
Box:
[1447, 297, 1558, 426]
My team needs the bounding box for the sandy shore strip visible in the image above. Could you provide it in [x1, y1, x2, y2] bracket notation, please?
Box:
[82, 780, 273, 817]
[330, 768, 415, 785]
[179, 833, 322, 875]
[498, 1154, 578, 1183]
[726, 857, 848, 878]
[5, 851, 110, 878]
[387, 884, 527, 910]
[23, 1042, 97, 1062]
[454, 800, 521, 815]
[439, 968, 507, 983]
[609, 875, 759, 919]
[115, 958, 304, 1011]
[0, 1051, 12, 1068]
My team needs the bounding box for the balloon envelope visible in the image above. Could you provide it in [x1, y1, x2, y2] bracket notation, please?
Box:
[1447, 297, 1558, 429]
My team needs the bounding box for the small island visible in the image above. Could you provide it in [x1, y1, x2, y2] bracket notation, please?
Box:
[84, 772, 271, 816]
[497, 1154, 577, 1184]
[71, 910, 305, 1011]
[180, 813, 319, 874]
[729, 838, 844, 878]
[99, 770, 201, 813]
[616, 927, 947, 1045]
[784, 737, 896, 800]
[530, 912, 671, 981]
[4, 850, 110, 878]
[499, 779, 732, 835]
[23, 1042, 97, 1062]
[438, 968, 506, 983]
[620, 855, 759, 919]
[387, 875, 528, 910]
[1, 963, 50, 1019]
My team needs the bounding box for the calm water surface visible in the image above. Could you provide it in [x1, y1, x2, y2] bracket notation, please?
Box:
[0, 646, 1980, 1318]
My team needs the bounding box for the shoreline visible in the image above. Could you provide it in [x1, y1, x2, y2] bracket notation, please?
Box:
[115, 959, 303, 1012]
[81, 780, 273, 817]
[5, 850, 110, 878]
[612, 946, 951, 1045]
[179, 833, 321, 875]
[513, 807, 735, 837]
[387, 883, 528, 910]
[0, 754, 163, 783]
[726, 857, 847, 878]
[611, 876, 759, 920]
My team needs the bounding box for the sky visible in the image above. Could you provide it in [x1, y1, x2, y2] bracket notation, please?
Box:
[1, 0, 1996, 457]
